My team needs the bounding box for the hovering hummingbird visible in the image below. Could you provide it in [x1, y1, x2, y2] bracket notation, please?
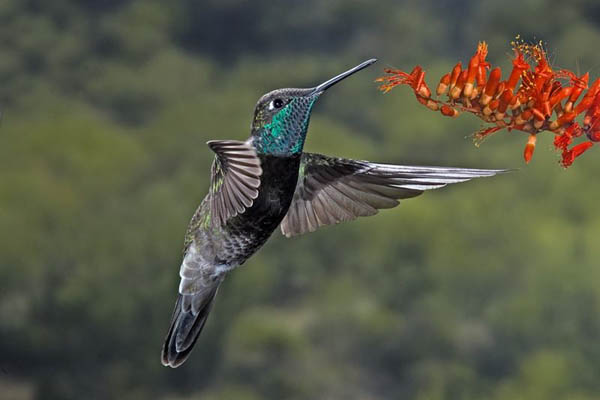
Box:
[161, 59, 505, 367]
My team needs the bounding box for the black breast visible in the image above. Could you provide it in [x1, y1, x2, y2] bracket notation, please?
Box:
[223, 154, 301, 263]
[244, 154, 301, 226]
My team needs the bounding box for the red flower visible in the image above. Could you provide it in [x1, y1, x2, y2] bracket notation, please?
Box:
[524, 134, 537, 163]
[561, 142, 594, 168]
[377, 38, 600, 167]
[506, 49, 529, 92]
[376, 66, 430, 97]
[553, 123, 580, 151]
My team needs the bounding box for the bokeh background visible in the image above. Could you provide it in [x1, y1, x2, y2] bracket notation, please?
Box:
[2, 0, 600, 399]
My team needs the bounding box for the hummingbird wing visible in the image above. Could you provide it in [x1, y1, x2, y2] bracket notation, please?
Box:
[207, 140, 262, 227]
[280, 152, 506, 238]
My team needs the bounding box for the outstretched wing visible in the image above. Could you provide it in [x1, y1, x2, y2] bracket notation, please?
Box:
[280, 152, 505, 237]
[207, 140, 262, 227]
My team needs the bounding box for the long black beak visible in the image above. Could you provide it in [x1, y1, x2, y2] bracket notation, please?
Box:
[310, 58, 377, 95]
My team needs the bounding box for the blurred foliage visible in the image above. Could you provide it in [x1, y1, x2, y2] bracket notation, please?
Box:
[1, 0, 600, 399]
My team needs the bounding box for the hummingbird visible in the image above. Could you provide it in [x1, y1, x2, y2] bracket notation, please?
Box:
[161, 59, 505, 367]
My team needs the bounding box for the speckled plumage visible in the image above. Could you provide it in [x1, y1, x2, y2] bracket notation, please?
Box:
[184, 154, 301, 265]
[161, 59, 506, 367]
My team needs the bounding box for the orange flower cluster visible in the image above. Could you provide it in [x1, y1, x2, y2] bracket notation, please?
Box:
[376, 39, 600, 167]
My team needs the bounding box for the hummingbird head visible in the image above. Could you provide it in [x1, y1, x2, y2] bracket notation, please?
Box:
[250, 59, 377, 156]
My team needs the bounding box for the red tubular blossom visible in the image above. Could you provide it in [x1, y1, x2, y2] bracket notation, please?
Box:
[463, 53, 480, 97]
[437, 73, 451, 96]
[497, 89, 513, 113]
[411, 66, 423, 82]
[506, 50, 529, 92]
[533, 71, 552, 92]
[531, 108, 545, 121]
[475, 42, 490, 87]
[561, 141, 594, 167]
[448, 62, 462, 92]
[510, 94, 520, 110]
[554, 132, 572, 151]
[577, 78, 600, 112]
[483, 67, 502, 96]
[554, 123, 580, 151]
[549, 87, 572, 109]
[548, 80, 563, 100]
[568, 72, 589, 103]
[411, 66, 430, 97]
[482, 67, 501, 105]
[515, 109, 533, 125]
[574, 79, 600, 117]
[450, 70, 468, 99]
[419, 81, 432, 98]
[440, 105, 459, 117]
[524, 134, 537, 163]
[496, 82, 506, 99]
[586, 78, 600, 100]
[542, 101, 552, 118]
[550, 112, 577, 130]
[377, 65, 432, 98]
[584, 92, 600, 127]
[564, 73, 589, 113]
[574, 96, 594, 115]
[533, 56, 553, 94]
[477, 66, 487, 87]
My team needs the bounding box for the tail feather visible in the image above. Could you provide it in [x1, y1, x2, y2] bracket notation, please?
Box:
[161, 287, 219, 368]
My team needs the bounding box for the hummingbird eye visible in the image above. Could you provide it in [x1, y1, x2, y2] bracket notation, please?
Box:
[269, 98, 285, 111]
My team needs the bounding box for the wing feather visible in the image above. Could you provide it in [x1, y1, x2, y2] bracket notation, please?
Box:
[207, 140, 262, 227]
[281, 152, 506, 237]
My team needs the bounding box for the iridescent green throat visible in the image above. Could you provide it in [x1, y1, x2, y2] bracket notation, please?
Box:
[255, 97, 317, 156]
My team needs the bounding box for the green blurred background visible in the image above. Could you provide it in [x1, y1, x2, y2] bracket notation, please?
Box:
[2, 0, 600, 399]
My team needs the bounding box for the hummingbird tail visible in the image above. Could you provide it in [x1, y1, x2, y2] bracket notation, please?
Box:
[161, 285, 220, 368]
